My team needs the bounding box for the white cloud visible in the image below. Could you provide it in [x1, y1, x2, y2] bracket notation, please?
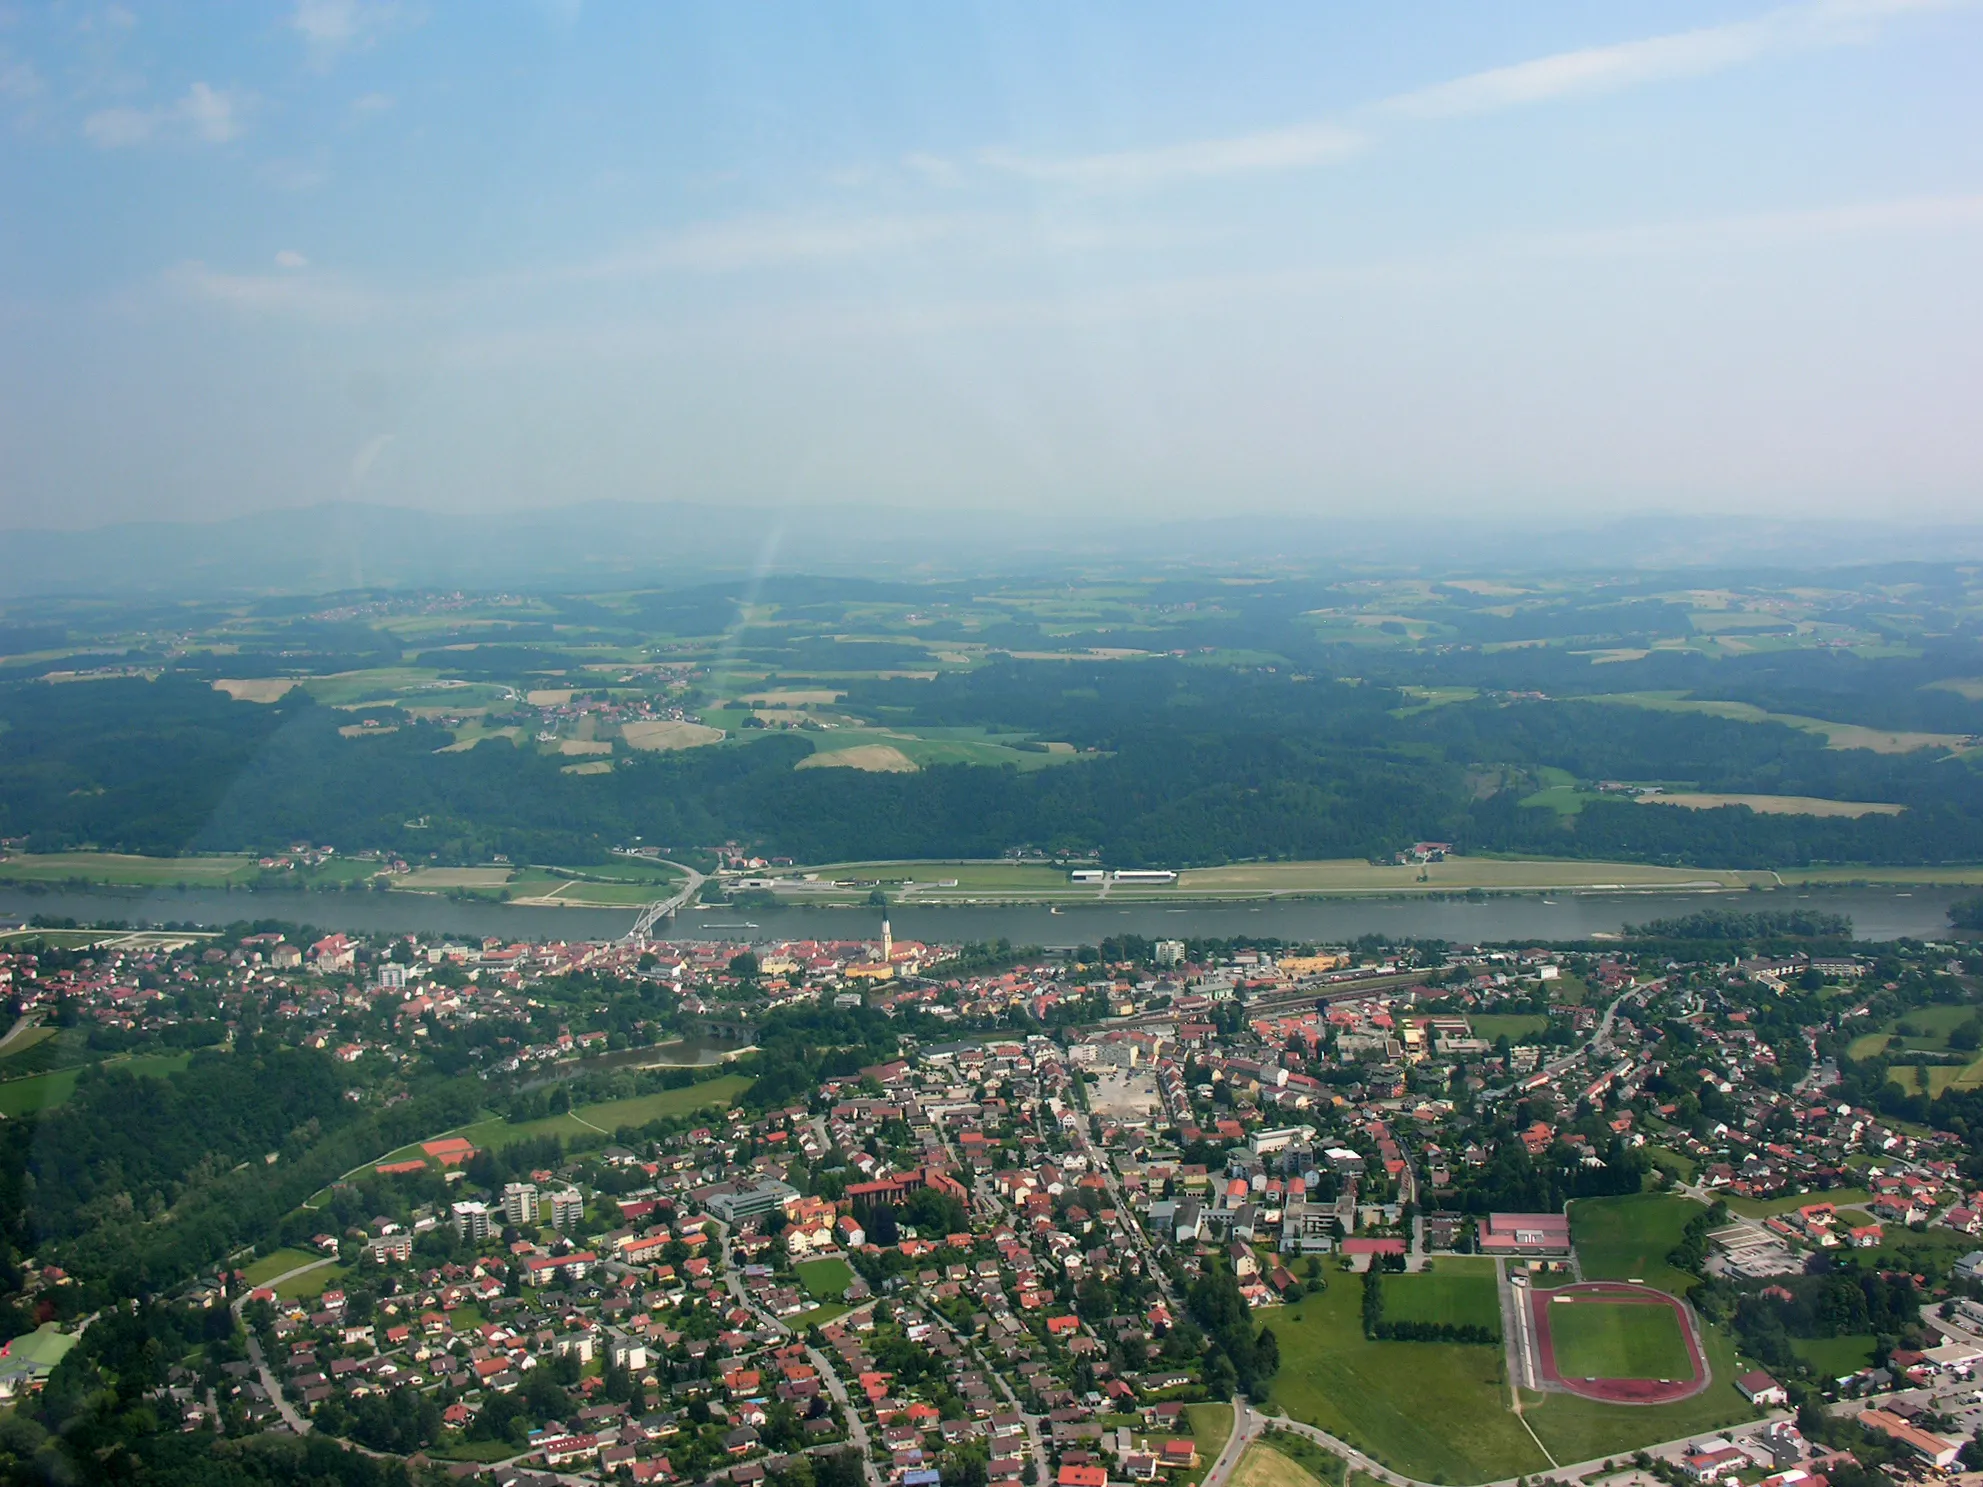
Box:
[275, 250, 310, 270]
[350, 91, 394, 115]
[973, 0, 1957, 193]
[982, 122, 1363, 190]
[1, 58, 45, 103]
[574, 213, 975, 277]
[292, 0, 409, 69]
[83, 81, 248, 148]
[165, 261, 379, 323]
[1519, 192, 1983, 257]
[903, 153, 963, 189]
[1380, 0, 1963, 119]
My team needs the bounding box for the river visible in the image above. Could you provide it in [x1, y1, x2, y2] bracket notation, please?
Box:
[0, 883, 1967, 947]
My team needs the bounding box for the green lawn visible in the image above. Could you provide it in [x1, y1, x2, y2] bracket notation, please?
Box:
[437, 1074, 752, 1153]
[0, 1026, 58, 1060]
[1646, 1146, 1698, 1183]
[1519, 1319, 1758, 1465]
[1793, 1333, 1876, 1379]
[1572, 1193, 1706, 1295]
[1546, 1299, 1694, 1381]
[1185, 1403, 1236, 1487]
[1469, 1015, 1550, 1042]
[243, 1248, 326, 1286]
[1383, 1270, 1501, 1332]
[1258, 1430, 1345, 1487]
[794, 1257, 856, 1302]
[275, 1262, 344, 1301]
[0, 1050, 192, 1116]
[1269, 1268, 1546, 1483]
[1720, 1187, 1871, 1219]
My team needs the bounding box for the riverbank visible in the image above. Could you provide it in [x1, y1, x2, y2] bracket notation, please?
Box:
[1, 882, 1969, 948]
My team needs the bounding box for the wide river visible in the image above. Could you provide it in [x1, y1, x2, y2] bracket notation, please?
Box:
[0, 883, 1967, 947]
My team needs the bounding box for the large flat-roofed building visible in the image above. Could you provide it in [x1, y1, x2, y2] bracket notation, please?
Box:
[1478, 1211, 1572, 1256]
[705, 1180, 801, 1224]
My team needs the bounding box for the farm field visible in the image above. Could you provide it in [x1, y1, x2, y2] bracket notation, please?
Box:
[1257, 1431, 1344, 1487]
[1174, 858, 1766, 896]
[397, 866, 514, 889]
[1586, 692, 1970, 754]
[1644, 793, 1904, 817]
[1781, 865, 1983, 885]
[794, 1257, 856, 1301]
[1230, 1444, 1328, 1487]
[798, 743, 919, 773]
[1267, 1266, 1546, 1483]
[1546, 1298, 1694, 1380]
[621, 720, 724, 750]
[0, 851, 257, 886]
[1571, 1193, 1707, 1295]
[1382, 1266, 1501, 1332]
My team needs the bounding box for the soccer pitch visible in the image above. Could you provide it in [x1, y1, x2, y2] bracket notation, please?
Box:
[1547, 1298, 1694, 1381]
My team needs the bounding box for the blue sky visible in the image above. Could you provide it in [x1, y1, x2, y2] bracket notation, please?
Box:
[1, 1, 1980, 530]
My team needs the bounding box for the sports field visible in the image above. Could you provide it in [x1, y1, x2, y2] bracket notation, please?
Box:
[1546, 1298, 1693, 1381]
[1381, 1264, 1501, 1331]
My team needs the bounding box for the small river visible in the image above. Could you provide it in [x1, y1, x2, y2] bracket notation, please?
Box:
[0, 884, 1967, 947]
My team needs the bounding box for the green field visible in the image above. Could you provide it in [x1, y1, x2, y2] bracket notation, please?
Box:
[1269, 1268, 1546, 1482]
[794, 1257, 856, 1302]
[1519, 1318, 1756, 1464]
[1792, 1333, 1876, 1379]
[0, 1051, 194, 1116]
[1382, 1268, 1501, 1331]
[782, 855, 1769, 904]
[1719, 1186, 1871, 1218]
[1257, 1430, 1345, 1487]
[1184, 1403, 1236, 1487]
[0, 851, 257, 886]
[407, 1075, 752, 1158]
[1571, 1193, 1705, 1295]
[1546, 1298, 1694, 1381]
[244, 1248, 328, 1286]
[0, 1025, 58, 1060]
[1585, 692, 1972, 755]
[1469, 1015, 1550, 1042]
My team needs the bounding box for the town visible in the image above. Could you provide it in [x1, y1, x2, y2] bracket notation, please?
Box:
[6, 909, 1983, 1487]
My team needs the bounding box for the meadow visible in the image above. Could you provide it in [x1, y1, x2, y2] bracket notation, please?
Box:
[375, 1075, 752, 1164]
[1570, 1193, 1706, 1295]
[1267, 1269, 1546, 1483]
[0, 1051, 193, 1117]
[1382, 1262, 1501, 1331]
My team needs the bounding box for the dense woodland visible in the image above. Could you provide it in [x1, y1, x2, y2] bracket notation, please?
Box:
[3, 641, 1981, 868]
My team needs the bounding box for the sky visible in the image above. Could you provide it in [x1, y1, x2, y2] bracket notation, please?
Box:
[1, 1, 1980, 533]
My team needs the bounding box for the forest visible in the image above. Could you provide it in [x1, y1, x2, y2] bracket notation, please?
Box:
[3, 561, 1982, 872]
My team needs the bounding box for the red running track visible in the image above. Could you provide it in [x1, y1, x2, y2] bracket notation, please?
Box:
[1528, 1280, 1709, 1405]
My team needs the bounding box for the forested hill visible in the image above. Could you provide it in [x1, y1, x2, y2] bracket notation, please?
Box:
[2, 658, 1980, 869]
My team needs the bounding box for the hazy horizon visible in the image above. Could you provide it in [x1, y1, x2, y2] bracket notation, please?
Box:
[3, 1, 1981, 532]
